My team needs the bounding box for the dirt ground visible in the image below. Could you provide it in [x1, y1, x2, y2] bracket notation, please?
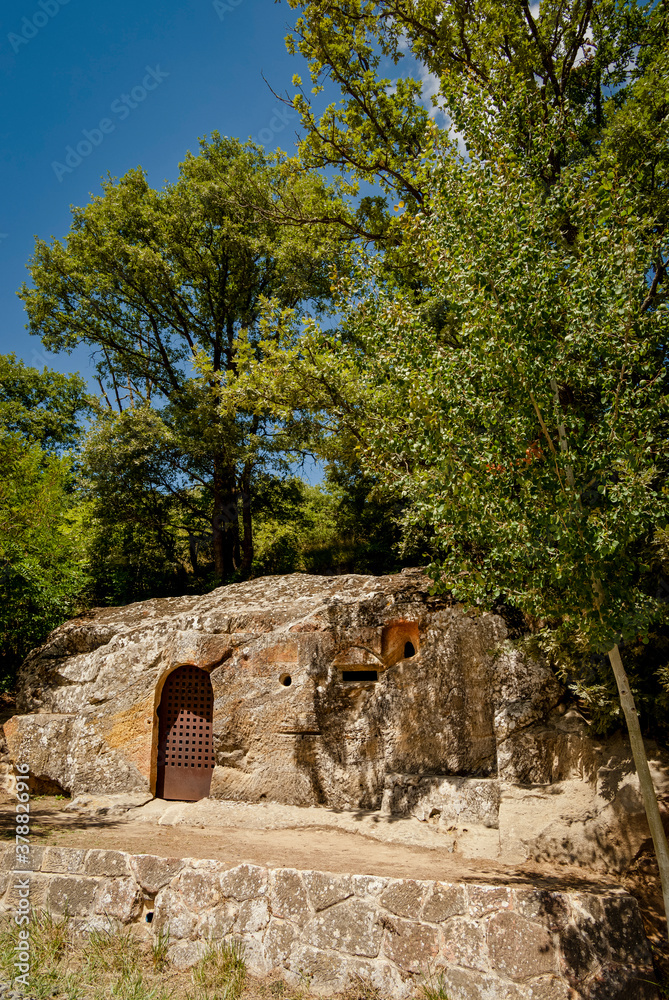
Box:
[1, 792, 667, 983]
[0, 792, 624, 888]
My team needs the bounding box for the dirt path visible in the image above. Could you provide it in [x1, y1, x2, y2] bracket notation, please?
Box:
[0, 793, 621, 891]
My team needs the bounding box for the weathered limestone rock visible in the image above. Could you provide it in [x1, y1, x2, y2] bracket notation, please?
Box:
[5, 571, 557, 806]
[5, 570, 669, 874]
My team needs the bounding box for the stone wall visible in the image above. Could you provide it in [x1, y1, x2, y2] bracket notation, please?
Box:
[0, 846, 658, 999]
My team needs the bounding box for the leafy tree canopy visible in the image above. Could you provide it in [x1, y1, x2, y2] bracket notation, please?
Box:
[0, 353, 90, 452]
[20, 134, 344, 580]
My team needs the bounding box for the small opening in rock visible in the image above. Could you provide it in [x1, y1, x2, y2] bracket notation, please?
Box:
[145, 912, 154, 924]
[280, 674, 292, 687]
[404, 641, 416, 658]
[342, 670, 378, 682]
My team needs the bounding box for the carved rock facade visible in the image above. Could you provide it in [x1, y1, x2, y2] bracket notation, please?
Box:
[5, 571, 669, 871]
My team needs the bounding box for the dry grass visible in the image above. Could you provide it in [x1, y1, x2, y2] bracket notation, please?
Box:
[0, 912, 430, 1000]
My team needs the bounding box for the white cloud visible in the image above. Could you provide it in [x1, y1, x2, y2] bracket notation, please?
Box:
[398, 32, 411, 54]
[574, 25, 595, 67]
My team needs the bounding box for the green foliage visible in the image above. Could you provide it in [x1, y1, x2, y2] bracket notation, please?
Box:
[0, 352, 91, 452]
[285, 0, 650, 207]
[289, 145, 667, 719]
[0, 354, 91, 685]
[251, 469, 404, 578]
[21, 134, 342, 580]
[0, 433, 88, 688]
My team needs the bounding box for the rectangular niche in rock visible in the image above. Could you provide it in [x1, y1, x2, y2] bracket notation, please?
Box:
[342, 670, 378, 682]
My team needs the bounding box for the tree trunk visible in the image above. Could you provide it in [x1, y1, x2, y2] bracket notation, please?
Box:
[240, 462, 253, 576]
[212, 459, 237, 580]
[232, 495, 241, 572]
[188, 534, 200, 577]
[608, 643, 669, 946]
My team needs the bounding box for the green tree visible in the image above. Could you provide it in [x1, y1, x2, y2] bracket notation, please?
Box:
[0, 353, 90, 451]
[255, 143, 669, 933]
[0, 356, 91, 685]
[250, 467, 405, 577]
[239, 0, 669, 935]
[20, 134, 342, 581]
[284, 0, 648, 210]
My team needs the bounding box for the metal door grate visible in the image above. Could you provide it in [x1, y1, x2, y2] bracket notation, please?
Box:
[156, 665, 214, 800]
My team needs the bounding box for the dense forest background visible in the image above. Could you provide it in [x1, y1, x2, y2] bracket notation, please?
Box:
[2, 0, 668, 753]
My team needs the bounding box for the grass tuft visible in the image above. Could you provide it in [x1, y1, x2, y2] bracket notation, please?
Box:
[151, 924, 170, 972]
[339, 974, 383, 1000]
[419, 971, 450, 1000]
[83, 920, 144, 979]
[191, 938, 247, 1000]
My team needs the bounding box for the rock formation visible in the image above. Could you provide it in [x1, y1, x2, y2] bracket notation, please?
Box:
[5, 570, 668, 871]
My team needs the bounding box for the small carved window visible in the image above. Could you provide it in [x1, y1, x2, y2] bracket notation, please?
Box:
[342, 670, 378, 682]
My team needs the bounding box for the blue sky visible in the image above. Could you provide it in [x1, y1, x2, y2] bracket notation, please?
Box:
[0, 0, 313, 378]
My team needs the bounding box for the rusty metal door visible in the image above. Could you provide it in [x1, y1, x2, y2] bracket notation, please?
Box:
[156, 665, 214, 801]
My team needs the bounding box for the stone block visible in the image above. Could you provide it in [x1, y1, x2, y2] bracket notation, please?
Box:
[307, 898, 384, 958]
[601, 894, 653, 968]
[264, 917, 299, 967]
[167, 940, 206, 969]
[233, 933, 270, 975]
[0, 847, 14, 871]
[593, 964, 660, 1000]
[379, 879, 429, 918]
[5, 872, 49, 909]
[174, 868, 220, 912]
[437, 966, 525, 1000]
[94, 877, 142, 923]
[512, 888, 570, 930]
[83, 849, 131, 877]
[287, 944, 402, 997]
[488, 910, 556, 981]
[220, 864, 267, 900]
[382, 916, 440, 972]
[235, 897, 270, 934]
[41, 847, 87, 874]
[10, 846, 44, 873]
[47, 875, 98, 916]
[526, 977, 573, 1000]
[197, 901, 237, 939]
[350, 874, 388, 897]
[270, 869, 310, 924]
[302, 870, 354, 911]
[467, 884, 512, 919]
[422, 884, 467, 923]
[153, 887, 198, 940]
[559, 920, 601, 982]
[130, 854, 185, 894]
[441, 916, 488, 972]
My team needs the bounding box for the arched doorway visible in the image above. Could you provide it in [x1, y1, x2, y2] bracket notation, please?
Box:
[156, 665, 214, 801]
